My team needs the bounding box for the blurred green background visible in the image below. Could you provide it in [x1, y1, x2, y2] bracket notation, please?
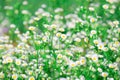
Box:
[0, 0, 120, 33]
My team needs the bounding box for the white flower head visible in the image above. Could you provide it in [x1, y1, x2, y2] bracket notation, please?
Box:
[69, 61, 76, 67]
[90, 17, 97, 23]
[29, 76, 35, 80]
[80, 57, 86, 65]
[10, 24, 16, 28]
[74, 38, 81, 42]
[103, 4, 109, 9]
[101, 72, 108, 77]
[60, 78, 67, 80]
[28, 26, 36, 31]
[41, 4, 46, 8]
[89, 7, 95, 11]
[61, 34, 67, 40]
[23, 1, 28, 5]
[107, 78, 114, 80]
[97, 43, 104, 50]
[91, 54, 98, 62]
[113, 20, 119, 26]
[57, 54, 63, 58]
[12, 74, 18, 80]
[0, 72, 4, 78]
[80, 75, 85, 80]
[97, 68, 103, 72]
[91, 30, 97, 35]
[22, 10, 29, 14]
[15, 59, 21, 66]
[6, 57, 13, 63]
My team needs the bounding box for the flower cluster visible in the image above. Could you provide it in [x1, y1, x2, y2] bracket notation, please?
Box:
[0, 0, 120, 80]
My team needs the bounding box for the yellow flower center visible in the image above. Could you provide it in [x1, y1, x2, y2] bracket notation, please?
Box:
[29, 77, 35, 80]
[12, 74, 17, 80]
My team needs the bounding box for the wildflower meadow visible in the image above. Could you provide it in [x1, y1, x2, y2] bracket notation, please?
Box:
[0, 0, 120, 80]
